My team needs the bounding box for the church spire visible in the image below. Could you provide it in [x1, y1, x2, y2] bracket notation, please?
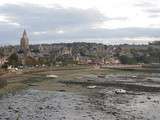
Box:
[23, 29, 27, 37]
[20, 29, 29, 50]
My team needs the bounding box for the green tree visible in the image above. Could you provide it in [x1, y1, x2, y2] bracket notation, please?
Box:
[119, 55, 137, 64]
[8, 53, 19, 66]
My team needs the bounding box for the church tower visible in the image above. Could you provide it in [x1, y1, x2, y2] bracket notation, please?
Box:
[20, 30, 29, 50]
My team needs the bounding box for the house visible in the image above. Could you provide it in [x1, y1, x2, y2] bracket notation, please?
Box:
[0, 57, 8, 66]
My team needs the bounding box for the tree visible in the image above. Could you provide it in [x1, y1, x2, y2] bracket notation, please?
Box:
[119, 55, 137, 64]
[0, 52, 4, 57]
[8, 53, 19, 66]
[1, 63, 8, 69]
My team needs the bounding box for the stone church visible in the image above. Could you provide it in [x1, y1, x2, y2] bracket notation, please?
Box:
[18, 30, 31, 65]
[20, 30, 29, 50]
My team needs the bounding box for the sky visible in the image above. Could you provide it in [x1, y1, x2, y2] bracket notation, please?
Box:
[0, 0, 160, 45]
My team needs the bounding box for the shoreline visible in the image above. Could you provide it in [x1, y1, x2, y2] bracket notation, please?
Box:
[0, 66, 160, 119]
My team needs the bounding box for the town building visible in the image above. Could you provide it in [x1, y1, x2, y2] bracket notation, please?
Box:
[20, 30, 29, 50]
[0, 57, 7, 67]
[18, 30, 31, 65]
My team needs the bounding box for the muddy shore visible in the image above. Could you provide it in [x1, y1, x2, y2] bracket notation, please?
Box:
[0, 68, 160, 120]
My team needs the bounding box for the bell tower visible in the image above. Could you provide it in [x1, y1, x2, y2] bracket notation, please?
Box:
[20, 30, 29, 50]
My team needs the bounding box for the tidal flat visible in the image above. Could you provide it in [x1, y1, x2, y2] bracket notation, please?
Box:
[0, 67, 160, 120]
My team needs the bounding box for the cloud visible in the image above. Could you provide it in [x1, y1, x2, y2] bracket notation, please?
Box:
[145, 8, 160, 13]
[134, 1, 160, 18]
[29, 27, 160, 45]
[0, 3, 160, 45]
[0, 3, 107, 44]
[0, 4, 106, 31]
[145, 8, 160, 18]
[134, 1, 156, 7]
[35, 27, 160, 39]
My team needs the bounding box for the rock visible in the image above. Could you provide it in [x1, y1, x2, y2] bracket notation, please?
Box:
[5, 117, 10, 120]
[132, 76, 137, 78]
[153, 100, 159, 104]
[147, 97, 151, 100]
[115, 89, 126, 94]
[46, 75, 58, 78]
[140, 101, 145, 103]
[57, 90, 66, 92]
[112, 112, 118, 116]
[14, 109, 19, 113]
[45, 105, 54, 109]
[97, 75, 106, 78]
[87, 86, 97, 89]
[8, 106, 12, 110]
[38, 106, 43, 110]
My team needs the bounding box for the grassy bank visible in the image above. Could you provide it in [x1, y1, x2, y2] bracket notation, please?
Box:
[0, 83, 27, 97]
[0, 66, 144, 97]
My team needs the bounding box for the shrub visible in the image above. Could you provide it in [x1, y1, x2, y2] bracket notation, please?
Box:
[119, 55, 137, 64]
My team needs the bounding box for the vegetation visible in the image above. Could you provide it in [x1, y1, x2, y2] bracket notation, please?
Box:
[0, 52, 4, 57]
[130, 47, 160, 64]
[118, 45, 160, 64]
[1, 63, 8, 69]
[119, 55, 137, 64]
[7, 53, 19, 66]
[149, 41, 160, 45]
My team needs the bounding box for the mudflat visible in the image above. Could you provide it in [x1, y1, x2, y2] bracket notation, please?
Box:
[0, 67, 160, 120]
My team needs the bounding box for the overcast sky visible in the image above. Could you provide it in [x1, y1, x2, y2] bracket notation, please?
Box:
[0, 0, 160, 45]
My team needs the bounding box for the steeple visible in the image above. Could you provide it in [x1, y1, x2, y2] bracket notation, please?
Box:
[20, 29, 29, 50]
[23, 29, 27, 37]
